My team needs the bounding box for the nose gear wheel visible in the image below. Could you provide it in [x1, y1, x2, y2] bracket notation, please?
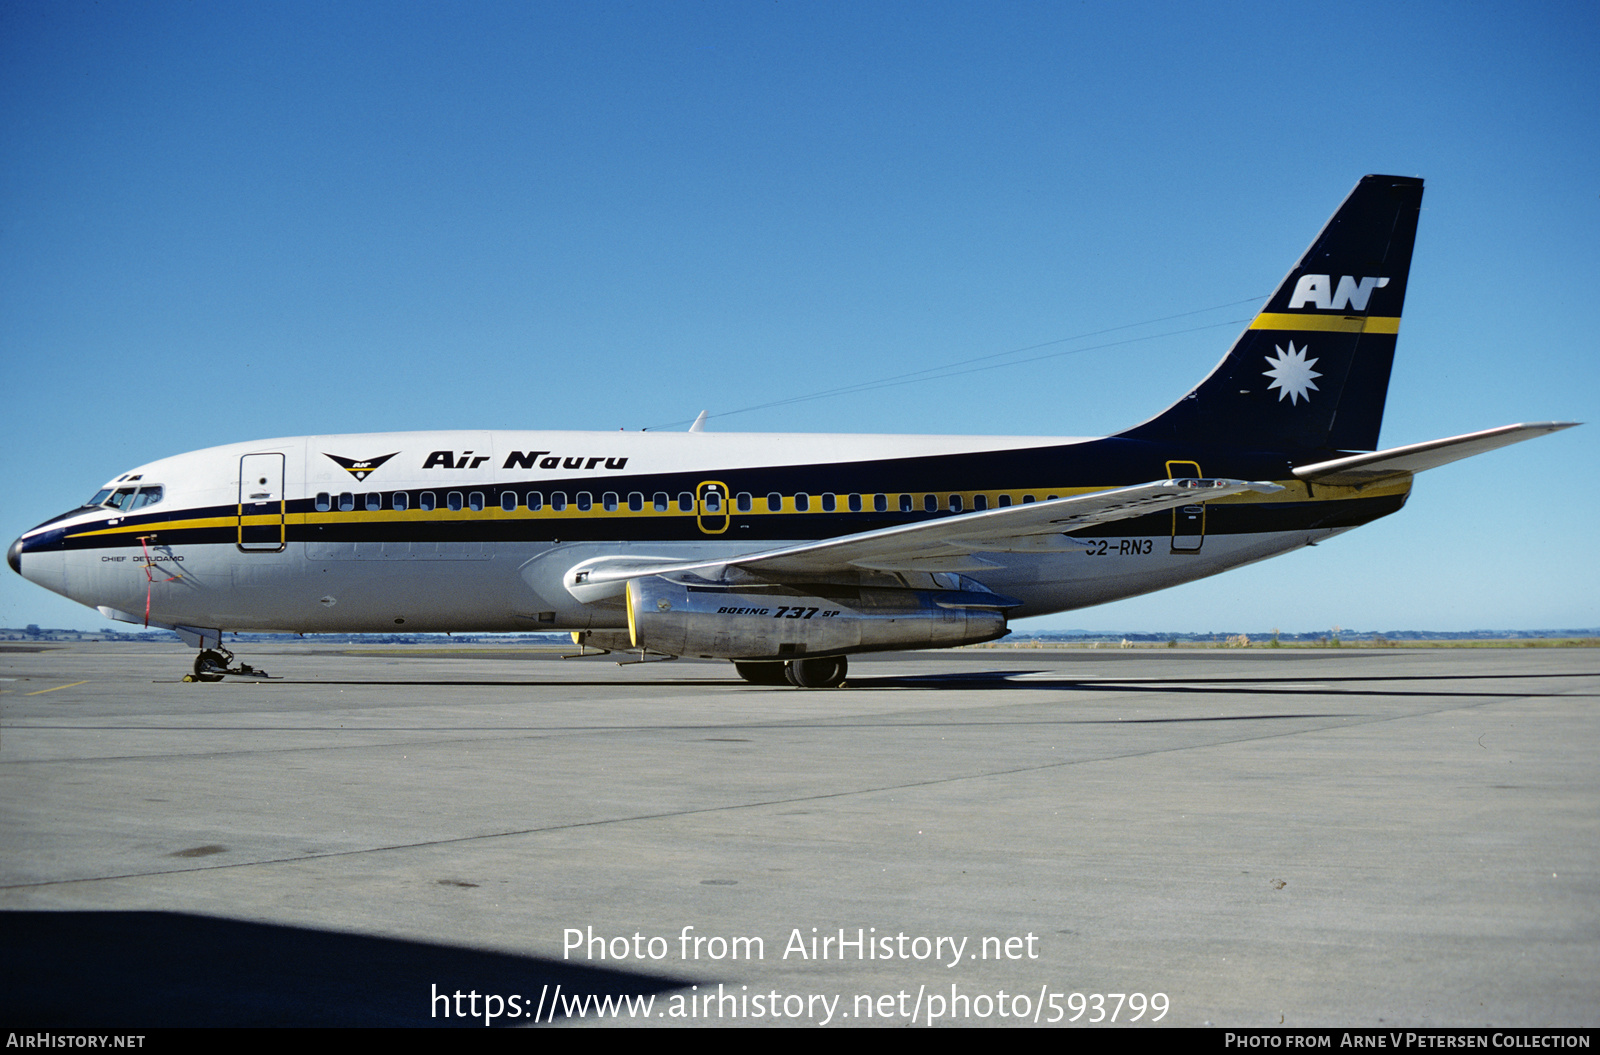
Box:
[184, 647, 274, 683]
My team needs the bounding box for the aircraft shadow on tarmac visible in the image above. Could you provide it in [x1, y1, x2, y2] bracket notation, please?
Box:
[846, 669, 1599, 700]
[237, 667, 1598, 701]
[1, 910, 695, 1028]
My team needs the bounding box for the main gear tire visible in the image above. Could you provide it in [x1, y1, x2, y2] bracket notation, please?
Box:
[733, 661, 790, 685]
[784, 655, 848, 689]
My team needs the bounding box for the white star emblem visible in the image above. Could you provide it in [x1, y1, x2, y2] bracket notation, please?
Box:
[1262, 341, 1321, 405]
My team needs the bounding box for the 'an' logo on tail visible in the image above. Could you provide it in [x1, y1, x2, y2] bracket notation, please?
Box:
[324, 452, 399, 482]
[1288, 275, 1390, 311]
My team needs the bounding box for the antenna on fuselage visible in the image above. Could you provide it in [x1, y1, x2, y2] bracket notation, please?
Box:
[688, 410, 709, 432]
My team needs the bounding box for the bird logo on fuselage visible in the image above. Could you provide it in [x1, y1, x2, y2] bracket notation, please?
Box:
[323, 452, 400, 481]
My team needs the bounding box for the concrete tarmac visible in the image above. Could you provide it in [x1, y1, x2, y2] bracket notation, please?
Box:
[1, 642, 1595, 1028]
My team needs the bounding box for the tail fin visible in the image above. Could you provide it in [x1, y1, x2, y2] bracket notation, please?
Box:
[1121, 175, 1424, 453]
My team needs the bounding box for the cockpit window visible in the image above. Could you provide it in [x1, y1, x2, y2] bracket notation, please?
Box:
[85, 485, 163, 511]
[127, 486, 164, 510]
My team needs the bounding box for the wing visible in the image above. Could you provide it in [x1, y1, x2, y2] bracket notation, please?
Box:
[564, 478, 1282, 602]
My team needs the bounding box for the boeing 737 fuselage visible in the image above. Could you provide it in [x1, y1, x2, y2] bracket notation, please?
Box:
[8, 176, 1575, 686]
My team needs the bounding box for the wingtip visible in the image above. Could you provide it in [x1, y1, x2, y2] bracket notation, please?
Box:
[1512, 421, 1580, 431]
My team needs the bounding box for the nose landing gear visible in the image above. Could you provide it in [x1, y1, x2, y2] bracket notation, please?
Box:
[184, 647, 274, 683]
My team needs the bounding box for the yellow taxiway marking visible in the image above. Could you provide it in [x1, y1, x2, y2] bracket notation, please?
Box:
[24, 681, 89, 696]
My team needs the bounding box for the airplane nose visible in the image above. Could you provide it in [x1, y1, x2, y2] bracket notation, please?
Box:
[7, 536, 21, 575]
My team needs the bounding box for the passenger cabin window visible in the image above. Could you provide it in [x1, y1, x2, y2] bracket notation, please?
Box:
[949, 495, 963, 512]
[447, 492, 463, 512]
[526, 492, 543, 511]
[766, 493, 782, 512]
[628, 493, 644, 512]
[899, 494, 913, 513]
[736, 493, 752, 513]
[923, 494, 937, 513]
[603, 492, 618, 512]
[795, 493, 810, 512]
[419, 492, 437, 511]
[576, 492, 592, 512]
[1022, 495, 1035, 504]
[873, 494, 886, 513]
[973, 495, 987, 511]
[550, 492, 567, 511]
[501, 492, 518, 512]
[468, 492, 485, 512]
[365, 493, 383, 511]
[998, 494, 1012, 507]
[653, 492, 670, 512]
[315, 492, 332, 512]
[820, 493, 835, 512]
[392, 492, 409, 511]
[339, 492, 355, 512]
[677, 493, 694, 512]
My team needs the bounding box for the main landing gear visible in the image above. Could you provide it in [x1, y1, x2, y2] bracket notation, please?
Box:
[733, 655, 849, 689]
[184, 647, 274, 683]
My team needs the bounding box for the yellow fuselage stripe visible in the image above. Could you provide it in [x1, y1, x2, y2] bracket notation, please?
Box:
[59, 477, 1413, 543]
[72, 515, 238, 539]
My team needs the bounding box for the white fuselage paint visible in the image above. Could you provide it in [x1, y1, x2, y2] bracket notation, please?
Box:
[18, 429, 1356, 637]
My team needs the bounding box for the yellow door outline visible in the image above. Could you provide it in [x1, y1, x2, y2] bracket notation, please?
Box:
[238, 452, 286, 552]
[1165, 460, 1204, 554]
[696, 480, 730, 534]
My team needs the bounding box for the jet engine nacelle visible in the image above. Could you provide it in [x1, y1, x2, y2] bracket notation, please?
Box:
[623, 576, 1010, 660]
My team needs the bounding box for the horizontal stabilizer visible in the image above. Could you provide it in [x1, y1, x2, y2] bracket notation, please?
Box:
[1293, 422, 1578, 485]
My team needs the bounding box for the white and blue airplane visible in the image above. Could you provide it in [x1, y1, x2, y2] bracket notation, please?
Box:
[8, 176, 1575, 686]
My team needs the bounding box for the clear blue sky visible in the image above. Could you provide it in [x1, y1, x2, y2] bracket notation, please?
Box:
[2, 0, 1595, 634]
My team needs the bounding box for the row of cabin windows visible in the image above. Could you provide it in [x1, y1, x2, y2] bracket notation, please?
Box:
[313, 490, 1063, 514]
